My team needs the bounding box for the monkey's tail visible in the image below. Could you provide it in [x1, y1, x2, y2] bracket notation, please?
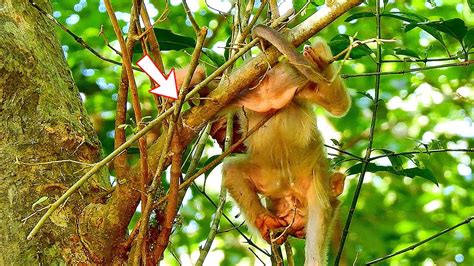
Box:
[305, 176, 332, 266]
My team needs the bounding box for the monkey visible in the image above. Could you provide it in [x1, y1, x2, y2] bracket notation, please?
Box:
[222, 25, 351, 266]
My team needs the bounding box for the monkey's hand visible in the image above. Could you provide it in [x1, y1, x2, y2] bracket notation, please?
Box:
[255, 212, 288, 245]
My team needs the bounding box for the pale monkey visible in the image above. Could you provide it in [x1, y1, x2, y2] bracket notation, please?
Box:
[174, 24, 350, 266]
[222, 25, 350, 266]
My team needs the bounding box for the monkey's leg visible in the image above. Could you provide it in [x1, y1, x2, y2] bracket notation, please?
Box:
[223, 155, 288, 242]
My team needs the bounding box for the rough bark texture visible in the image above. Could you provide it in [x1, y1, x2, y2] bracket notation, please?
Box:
[0, 0, 110, 264]
[0, 0, 362, 263]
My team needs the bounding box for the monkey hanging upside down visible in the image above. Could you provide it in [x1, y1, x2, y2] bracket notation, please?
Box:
[222, 25, 351, 266]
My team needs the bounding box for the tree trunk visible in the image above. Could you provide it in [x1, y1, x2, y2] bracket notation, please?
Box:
[0, 0, 110, 264]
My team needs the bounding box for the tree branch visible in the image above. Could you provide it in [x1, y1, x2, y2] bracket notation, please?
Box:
[342, 60, 473, 78]
[366, 216, 474, 265]
[334, 0, 383, 263]
[369, 148, 474, 162]
[27, 0, 364, 241]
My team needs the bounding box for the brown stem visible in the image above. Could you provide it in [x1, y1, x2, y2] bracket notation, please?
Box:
[133, 27, 208, 265]
[152, 133, 183, 262]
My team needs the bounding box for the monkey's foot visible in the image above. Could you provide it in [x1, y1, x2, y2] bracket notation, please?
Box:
[303, 43, 331, 73]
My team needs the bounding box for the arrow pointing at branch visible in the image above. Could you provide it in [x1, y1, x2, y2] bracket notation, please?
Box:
[137, 55, 178, 99]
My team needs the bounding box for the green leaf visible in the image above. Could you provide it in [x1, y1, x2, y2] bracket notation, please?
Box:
[344, 12, 375, 22]
[329, 34, 373, 60]
[463, 28, 474, 50]
[402, 167, 438, 185]
[133, 28, 196, 53]
[32, 196, 49, 210]
[330, 139, 341, 146]
[202, 48, 226, 67]
[382, 11, 428, 23]
[331, 155, 346, 168]
[294, 0, 323, 10]
[223, 37, 232, 61]
[128, 147, 140, 154]
[377, 149, 404, 171]
[346, 163, 438, 185]
[393, 48, 420, 59]
[128, 212, 141, 231]
[201, 155, 221, 178]
[424, 18, 467, 43]
[468, 0, 474, 12]
[426, 0, 436, 8]
[382, 12, 447, 48]
[356, 91, 374, 101]
[404, 22, 446, 48]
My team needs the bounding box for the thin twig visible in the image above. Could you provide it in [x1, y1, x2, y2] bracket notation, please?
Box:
[26, 106, 175, 240]
[324, 145, 363, 161]
[153, 134, 183, 262]
[14, 157, 94, 167]
[176, 124, 212, 208]
[26, 22, 262, 240]
[342, 60, 472, 78]
[218, 221, 245, 233]
[28, 0, 141, 71]
[111, 0, 149, 217]
[194, 183, 270, 256]
[134, 27, 208, 264]
[382, 55, 465, 63]
[21, 205, 50, 224]
[27, 0, 358, 241]
[271, 205, 297, 244]
[249, 247, 266, 265]
[205, 0, 231, 16]
[139, 2, 166, 71]
[138, 3, 165, 111]
[136, 1, 169, 41]
[195, 114, 233, 266]
[330, 37, 396, 63]
[112, 15, 139, 178]
[182, 0, 200, 33]
[334, 0, 384, 264]
[99, 25, 122, 56]
[285, 241, 294, 266]
[241, 0, 255, 30]
[155, 111, 278, 206]
[240, 1, 267, 42]
[270, 238, 283, 266]
[369, 148, 474, 161]
[366, 216, 474, 265]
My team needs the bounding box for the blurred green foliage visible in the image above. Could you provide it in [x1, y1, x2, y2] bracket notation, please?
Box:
[50, 0, 473, 265]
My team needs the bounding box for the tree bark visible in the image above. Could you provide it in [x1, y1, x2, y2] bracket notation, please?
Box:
[0, 0, 110, 264]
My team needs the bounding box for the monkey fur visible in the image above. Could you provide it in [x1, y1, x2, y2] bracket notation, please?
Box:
[222, 25, 350, 266]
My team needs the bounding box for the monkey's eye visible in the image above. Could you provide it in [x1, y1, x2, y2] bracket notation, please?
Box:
[303, 44, 311, 50]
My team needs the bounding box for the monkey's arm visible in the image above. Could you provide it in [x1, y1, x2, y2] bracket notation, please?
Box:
[223, 154, 288, 243]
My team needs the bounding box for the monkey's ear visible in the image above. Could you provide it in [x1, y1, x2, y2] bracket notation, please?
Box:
[235, 64, 306, 112]
[330, 172, 346, 197]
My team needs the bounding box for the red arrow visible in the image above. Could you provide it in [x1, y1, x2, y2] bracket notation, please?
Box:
[137, 55, 178, 99]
